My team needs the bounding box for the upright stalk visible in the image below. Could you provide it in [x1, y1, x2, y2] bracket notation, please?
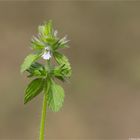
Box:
[39, 93, 47, 140]
[39, 60, 50, 140]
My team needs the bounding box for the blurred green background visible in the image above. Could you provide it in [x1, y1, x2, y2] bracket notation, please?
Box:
[1, 1, 140, 140]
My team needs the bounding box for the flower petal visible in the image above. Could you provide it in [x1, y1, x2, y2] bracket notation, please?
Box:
[42, 51, 51, 60]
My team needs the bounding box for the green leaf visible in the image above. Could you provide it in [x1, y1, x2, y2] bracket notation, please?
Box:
[54, 52, 68, 65]
[52, 39, 69, 50]
[24, 78, 44, 104]
[53, 64, 71, 81]
[53, 52, 72, 77]
[56, 36, 69, 49]
[20, 54, 39, 73]
[31, 36, 45, 50]
[45, 20, 53, 36]
[46, 81, 65, 112]
[26, 62, 47, 78]
[38, 20, 53, 37]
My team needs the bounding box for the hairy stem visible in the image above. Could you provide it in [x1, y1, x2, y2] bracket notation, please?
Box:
[39, 92, 47, 140]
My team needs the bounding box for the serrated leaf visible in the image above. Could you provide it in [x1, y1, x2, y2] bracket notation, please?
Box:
[53, 52, 72, 77]
[24, 78, 44, 104]
[20, 54, 39, 73]
[46, 82, 64, 112]
[26, 62, 47, 78]
[52, 64, 71, 81]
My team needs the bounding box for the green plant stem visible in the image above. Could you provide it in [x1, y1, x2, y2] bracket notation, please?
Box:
[39, 60, 51, 140]
[39, 91, 47, 140]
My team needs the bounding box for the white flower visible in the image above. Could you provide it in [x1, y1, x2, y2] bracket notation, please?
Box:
[42, 51, 51, 60]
